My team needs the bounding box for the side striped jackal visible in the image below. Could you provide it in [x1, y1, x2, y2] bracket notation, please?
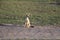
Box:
[25, 14, 31, 28]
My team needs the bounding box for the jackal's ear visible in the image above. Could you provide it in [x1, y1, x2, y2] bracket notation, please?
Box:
[26, 13, 31, 17]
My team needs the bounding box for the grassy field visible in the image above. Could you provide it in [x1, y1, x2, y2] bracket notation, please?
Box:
[0, 0, 60, 26]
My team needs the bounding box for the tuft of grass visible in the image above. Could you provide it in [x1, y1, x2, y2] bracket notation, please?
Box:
[0, 1, 60, 26]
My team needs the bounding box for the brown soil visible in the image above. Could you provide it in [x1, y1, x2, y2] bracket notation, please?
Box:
[0, 24, 60, 39]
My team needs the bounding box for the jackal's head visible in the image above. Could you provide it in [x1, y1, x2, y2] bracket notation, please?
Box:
[26, 13, 30, 17]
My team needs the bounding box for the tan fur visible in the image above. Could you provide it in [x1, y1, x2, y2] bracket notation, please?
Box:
[25, 17, 31, 28]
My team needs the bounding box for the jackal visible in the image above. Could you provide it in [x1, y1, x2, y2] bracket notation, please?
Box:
[24, 13, 31, 28]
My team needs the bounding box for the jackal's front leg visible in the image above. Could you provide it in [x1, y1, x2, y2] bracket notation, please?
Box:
[25, 22, 31, 28]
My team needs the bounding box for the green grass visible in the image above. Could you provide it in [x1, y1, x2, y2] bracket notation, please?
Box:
[0, 0, 56, 2]
[0, 1, 60, 26]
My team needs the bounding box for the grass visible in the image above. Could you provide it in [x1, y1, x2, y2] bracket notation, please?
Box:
[0, 1, 60, 26]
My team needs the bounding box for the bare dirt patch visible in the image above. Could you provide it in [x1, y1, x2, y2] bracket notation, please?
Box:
[0, 24, 60, 39]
